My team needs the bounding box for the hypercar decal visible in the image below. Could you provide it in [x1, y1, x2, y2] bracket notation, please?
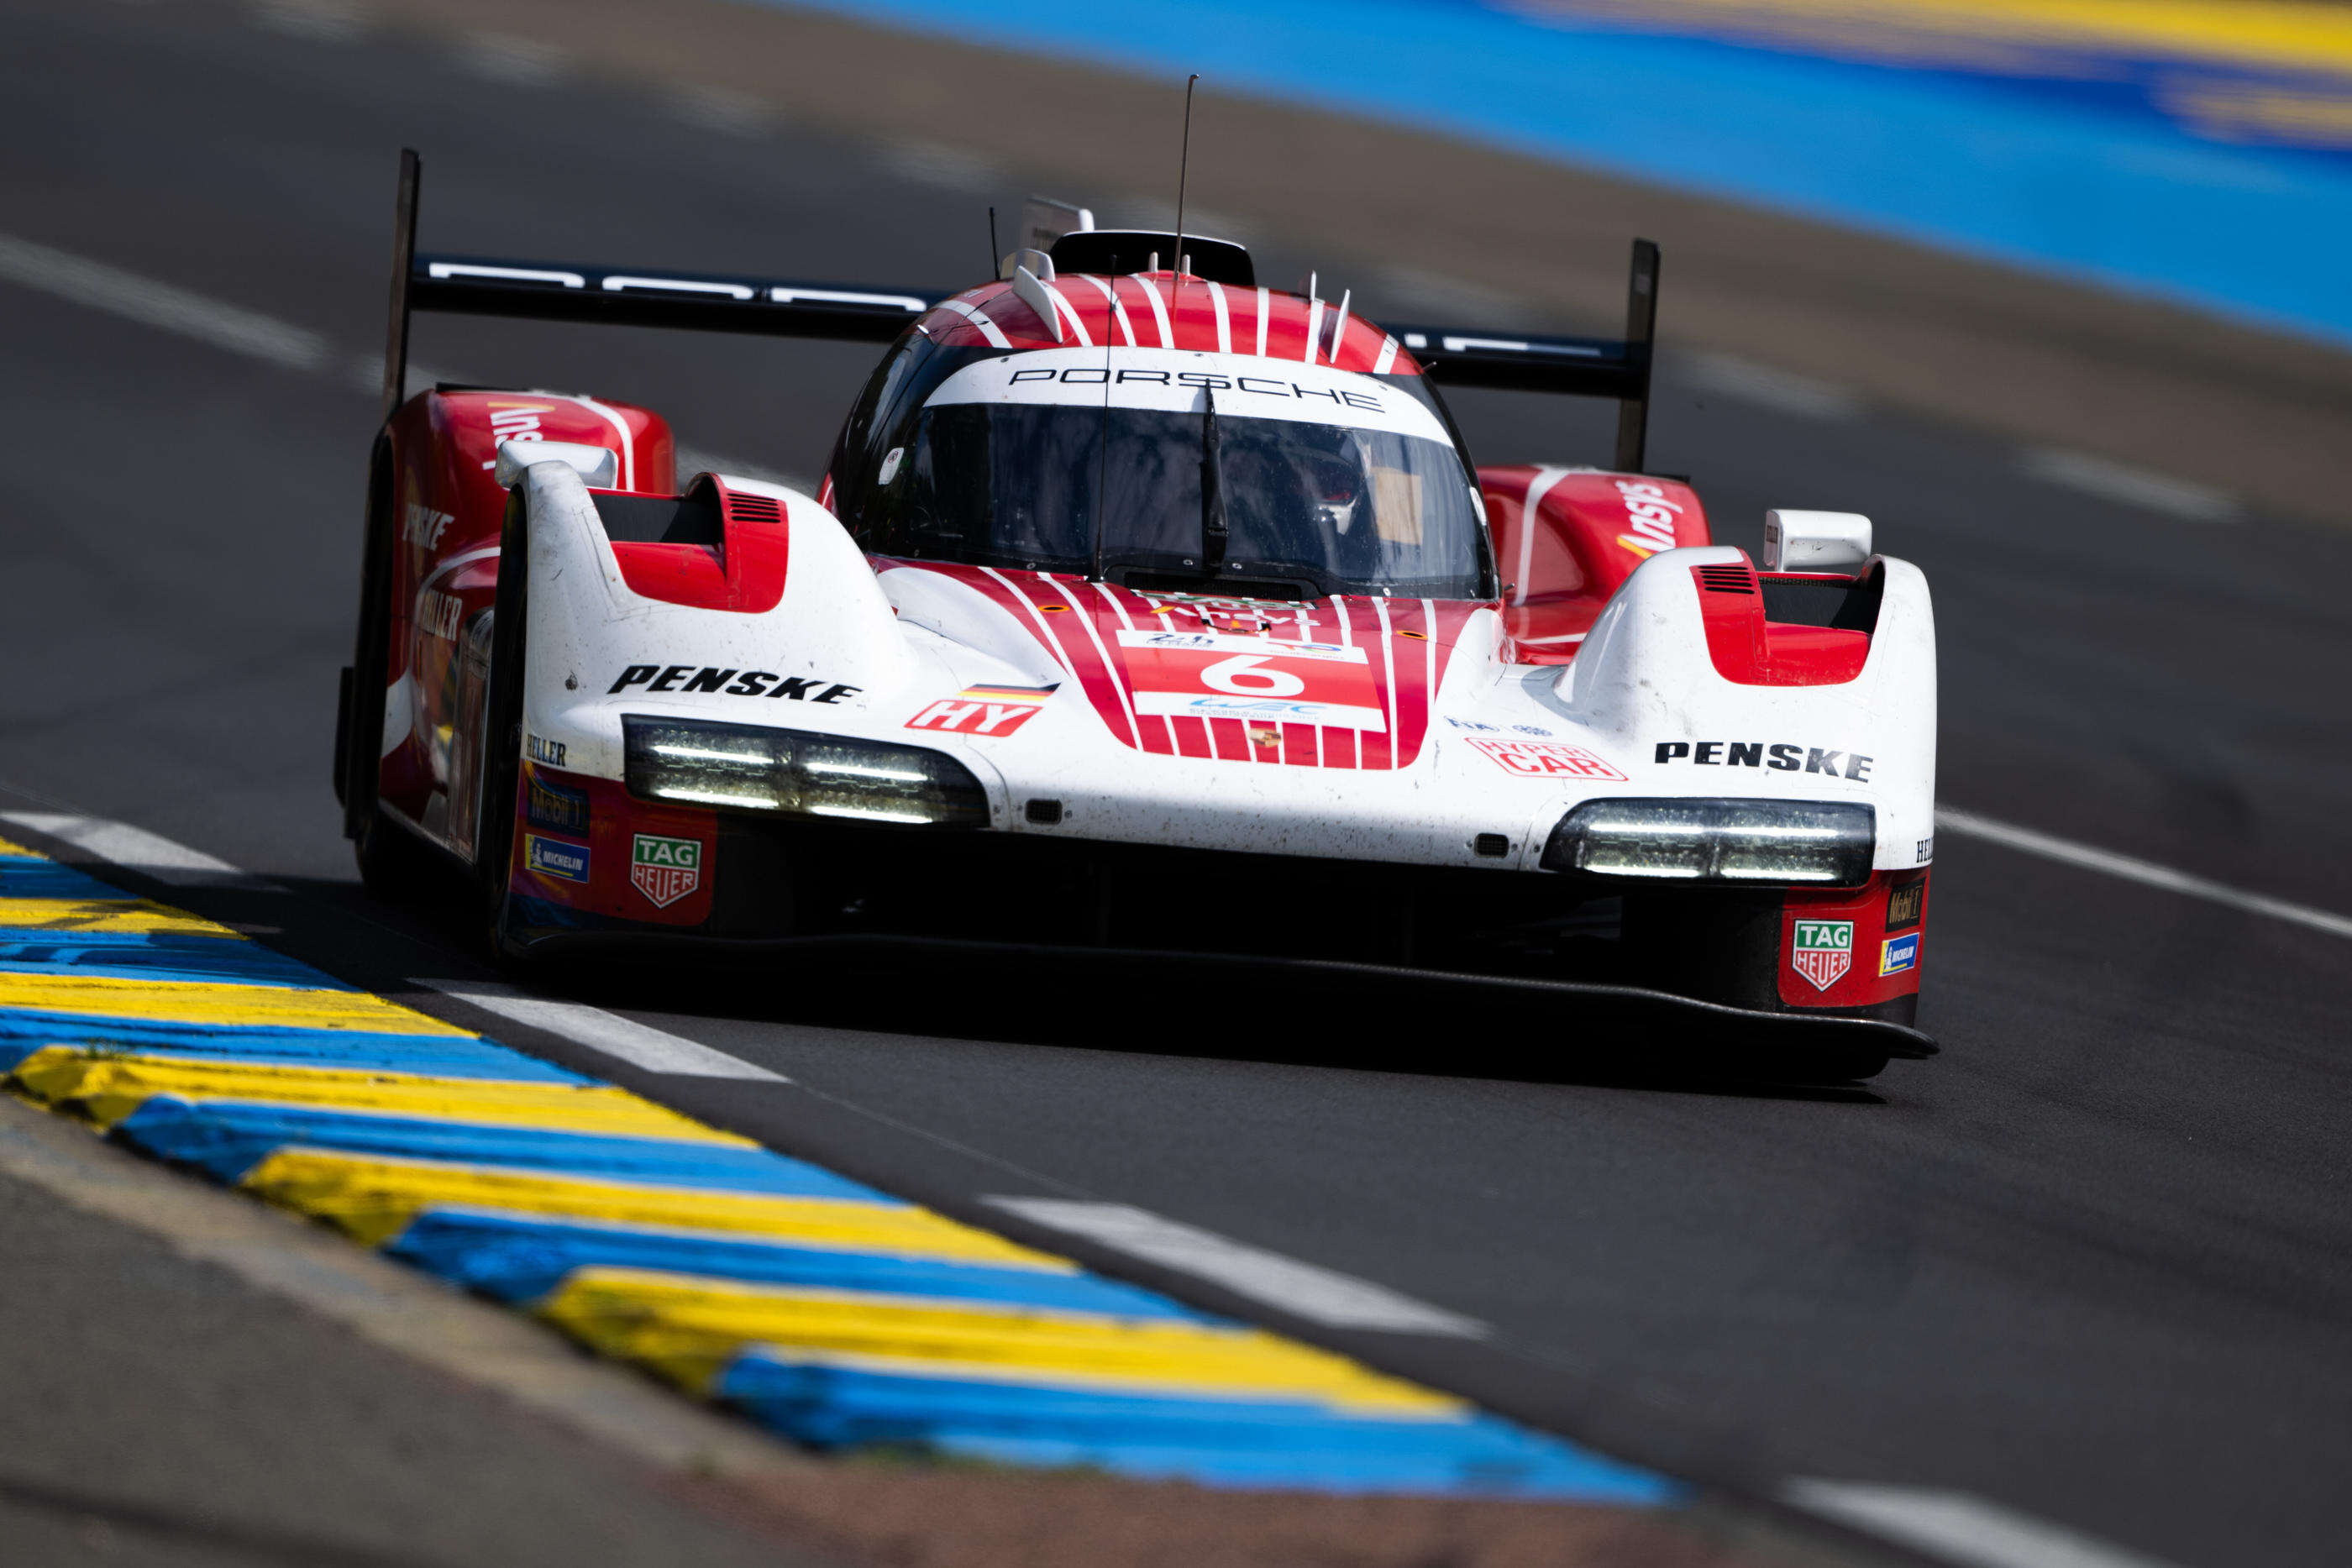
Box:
[1465, 740, 1627, 780]
[890, 563, 1475, 769]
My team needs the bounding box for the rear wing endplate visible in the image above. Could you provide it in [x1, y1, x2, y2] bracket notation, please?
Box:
[379, 151, 1662, 471]
[1383, 239, 1659, 472]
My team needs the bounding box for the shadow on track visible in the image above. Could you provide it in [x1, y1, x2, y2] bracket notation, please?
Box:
[570, 947, 1890, 1105]
[243, 874, 1891, 1103]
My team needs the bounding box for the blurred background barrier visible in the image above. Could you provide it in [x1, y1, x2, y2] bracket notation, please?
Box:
[233, 0, 2352, 528]
[768, 0, 2352, 347]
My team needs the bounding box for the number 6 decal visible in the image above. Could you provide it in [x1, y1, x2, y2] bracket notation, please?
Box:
[1199, 654, 1308, 696]
[1116, 629, 1390, 732]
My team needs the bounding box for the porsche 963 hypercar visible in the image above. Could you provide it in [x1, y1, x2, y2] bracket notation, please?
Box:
[336, 154, 1937, 1076]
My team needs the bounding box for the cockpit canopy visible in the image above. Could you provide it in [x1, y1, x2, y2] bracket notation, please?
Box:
[832, 341, 1493, 601]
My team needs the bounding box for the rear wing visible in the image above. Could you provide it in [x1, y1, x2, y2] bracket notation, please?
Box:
[1383, 239, 1659, 473]
[378, 149, 943, 420]
[379, 150, 1661, 472]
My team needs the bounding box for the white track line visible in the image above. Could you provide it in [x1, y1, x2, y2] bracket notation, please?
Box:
[0, 230, 792, 477]
[1936, 807, 2352, 941]
[0, 809, 784, 1080]
[0, 231, 328, 372]
[1788, 1481, 2187, 1568]
[2, 811, 267, 889]
[417, 980, 786, 1082]
[984, 1198, 1487, 1337]
[2020, 448, 2241, 524]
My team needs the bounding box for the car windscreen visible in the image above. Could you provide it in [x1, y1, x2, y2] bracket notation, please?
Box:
[857, 349, 1489, 600]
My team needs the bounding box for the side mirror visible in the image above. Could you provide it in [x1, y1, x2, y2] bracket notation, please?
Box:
[1762, 509, 1872, 573]
[495, 439, 618, 490]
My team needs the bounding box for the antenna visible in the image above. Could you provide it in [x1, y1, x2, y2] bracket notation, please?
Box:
[988, 206, 1000, 279]
[1091, 317, 1112, 581]
[381, 148, 421, 421]
[1172, 73, 1199, 286]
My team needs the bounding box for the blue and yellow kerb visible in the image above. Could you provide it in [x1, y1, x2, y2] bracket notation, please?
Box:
[0, 834, 1672, 1499]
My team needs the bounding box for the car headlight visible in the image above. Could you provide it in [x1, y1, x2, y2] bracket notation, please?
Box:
[622, 717, 989, 827]
[1541, 797, 1874, 884]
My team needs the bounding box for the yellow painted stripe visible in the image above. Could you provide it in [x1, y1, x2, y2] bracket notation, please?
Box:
[239, 1149, 1068, 1266]
[8, 1047, 748, 1141]
[1573, 0, 2352, 80]
[0, 971, 474, 1035]
[540, 1268, 1457, 1411]
[0, 836, 43, 857]
[0, 896, 244, 937]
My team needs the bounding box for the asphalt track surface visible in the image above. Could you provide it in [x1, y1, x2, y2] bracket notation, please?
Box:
[1, 4, 2349, 1568]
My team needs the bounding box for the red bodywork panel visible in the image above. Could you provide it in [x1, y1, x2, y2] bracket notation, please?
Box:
[509, 765, 716, 928]
[1481, 468, 1709, 664]
[1481, 466, 1872, 682]
[1778, 871, 1929, 1009]
[1691, 561, 1872, 685]
[608, 484, 792, 614]
[379, 390, 675, 846]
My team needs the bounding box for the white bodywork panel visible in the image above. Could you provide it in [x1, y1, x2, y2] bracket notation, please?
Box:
[512, 465, 1936, 875]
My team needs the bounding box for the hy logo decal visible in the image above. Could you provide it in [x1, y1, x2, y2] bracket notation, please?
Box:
[1791, 918, 1854, 992]
[630, 833, 701, 909]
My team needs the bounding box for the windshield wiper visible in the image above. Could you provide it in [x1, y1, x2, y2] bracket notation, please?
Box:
[1200, 387, 1228, 574]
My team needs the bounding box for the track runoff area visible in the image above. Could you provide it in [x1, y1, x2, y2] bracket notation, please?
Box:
[0, 823, 1669, 1502]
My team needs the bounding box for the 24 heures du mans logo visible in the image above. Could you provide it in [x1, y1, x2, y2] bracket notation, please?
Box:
[1791, 919, 1854, 991]
[630, 834, 701, 909]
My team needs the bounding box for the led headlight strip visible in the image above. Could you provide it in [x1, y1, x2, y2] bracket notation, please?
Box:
[623, 717, 988, 827]
[1541, 797, 1874, 884]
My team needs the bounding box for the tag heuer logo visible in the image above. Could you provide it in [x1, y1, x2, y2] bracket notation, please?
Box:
[629, 833, 702, 909]
[1790, 919, 1854, 992]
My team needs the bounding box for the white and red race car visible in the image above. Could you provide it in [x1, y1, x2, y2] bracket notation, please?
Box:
[338, 155, 1935, 1076]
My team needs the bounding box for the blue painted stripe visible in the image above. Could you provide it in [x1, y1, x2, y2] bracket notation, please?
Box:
[387, 1209, 1197, 1316]
[0, 859, 139, 900]
[717, 1352, 1677, 1501]
[948, 1431, 1677, 1499]
[0, 925, 235, 947]
[0, 941, 340, 987]
[113, 1098, 890, 1197]
[0, 1018, 592, 1083]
